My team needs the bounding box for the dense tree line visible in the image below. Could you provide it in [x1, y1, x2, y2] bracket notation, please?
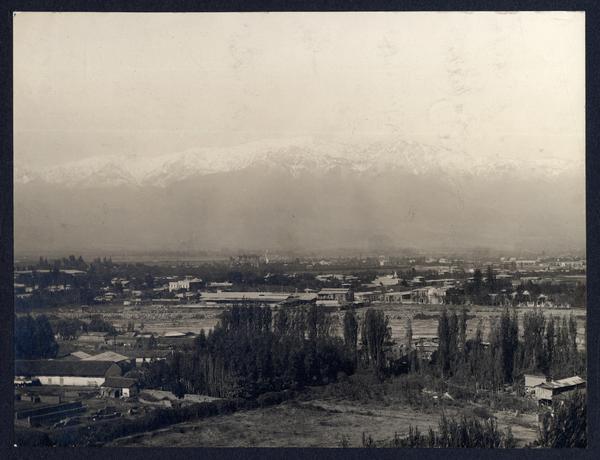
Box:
[343, 309, 359, 366]
[20, 255, 329, 291]
[429, 308, 585, 390]
[536, 391, 586, 447]
[139, 304, 355, 398]
[16, 288, 98, 312]
[32, 255, 88, 271]
[87, 315, 118, 335]
[448, 266, 585, 308]
[360, 309, 392, 377]
[47, 315, 116, 340]
[50, 318, 87, 340]
[14, 315, 58, 359]
[137, 304, 585, 400]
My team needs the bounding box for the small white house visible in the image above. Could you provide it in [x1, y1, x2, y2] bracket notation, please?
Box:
[101, 377, 138, 398]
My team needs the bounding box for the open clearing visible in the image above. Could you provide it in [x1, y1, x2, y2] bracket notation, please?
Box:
[108, 397, 538, 448]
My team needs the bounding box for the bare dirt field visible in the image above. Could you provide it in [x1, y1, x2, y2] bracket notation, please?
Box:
[108, 397, 538, 448]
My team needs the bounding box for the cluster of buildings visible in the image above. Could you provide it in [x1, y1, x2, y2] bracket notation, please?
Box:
[14, 345, 179, 427]
[524, 373, 586, 406]
[13, 253, 586, 312]
[13, 269, 87, 299]
[168, 277, 203, 292]
[13, 345, 214, 428]
[196, 287, 355, 309]
[97, 266, 584, 309]
[506, 258, 586, 272]
[14, 348, 170, 391]
[14, 352, 142, 425]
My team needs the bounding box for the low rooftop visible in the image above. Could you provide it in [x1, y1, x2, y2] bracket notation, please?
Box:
[102, 377, 137, 389]
[539, 376, 585, 390]
[201, 292, 291, 302]
[15, 360, 117, 377]
[82, 351, 130, 363]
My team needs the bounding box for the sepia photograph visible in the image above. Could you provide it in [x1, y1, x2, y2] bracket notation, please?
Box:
[11, 11, 586, 448]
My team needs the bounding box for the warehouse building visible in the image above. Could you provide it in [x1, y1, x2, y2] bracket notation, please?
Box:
[15, 360, 122, 387]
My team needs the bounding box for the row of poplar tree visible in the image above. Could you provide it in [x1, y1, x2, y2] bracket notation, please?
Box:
[140, 305, 356, 398]
[138, 305, 396, 398]
[137, 304, 584, 397]
[431, 307, 584, 389]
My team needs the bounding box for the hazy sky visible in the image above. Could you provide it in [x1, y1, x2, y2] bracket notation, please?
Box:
[14, 12, 584, 168]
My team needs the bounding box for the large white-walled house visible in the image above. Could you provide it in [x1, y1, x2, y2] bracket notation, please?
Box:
[15, 360, 122, 387]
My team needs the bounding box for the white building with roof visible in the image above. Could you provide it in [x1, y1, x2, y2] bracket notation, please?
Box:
[534, 376, 586, 404]
[168, 277, 203, 292]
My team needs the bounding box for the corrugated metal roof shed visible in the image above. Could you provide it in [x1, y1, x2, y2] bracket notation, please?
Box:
[15, 360, 117, 377]
[102, 377, 137, 388]
[82, 351, 130, 363]
[71, 351, 93, 360]
[539, 376, 585, 390]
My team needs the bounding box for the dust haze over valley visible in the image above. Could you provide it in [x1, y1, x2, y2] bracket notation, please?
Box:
[13, 12, 585, 256]
[14, 137, 584, 255]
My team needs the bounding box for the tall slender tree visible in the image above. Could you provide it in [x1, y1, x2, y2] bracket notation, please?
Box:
[486, 265, 497, 293]
[405, 317, 413, 351]
[343, 309, 359, 363]
[361, 309, 390, 377]
[545, 315, 555, 377]
[458, 307, 468, 357]
[437, 309, 451, 378]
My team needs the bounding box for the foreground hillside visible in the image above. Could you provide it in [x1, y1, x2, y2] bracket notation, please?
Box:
[109, 375, 538, 448]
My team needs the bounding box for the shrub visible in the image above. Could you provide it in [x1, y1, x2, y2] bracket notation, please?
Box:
[213, 399, 236, 415]
[537, 391, 586, 448]
[471, 406, 493, 420]
[257, 391, 285, 408]
[15, 428, 52, 447]
[45, 389, 295, 446]
[362, 432, 377, 448]
[232, 397, 258, 411]
[385, 414, 517, 448]
[338, 434, 350, 448]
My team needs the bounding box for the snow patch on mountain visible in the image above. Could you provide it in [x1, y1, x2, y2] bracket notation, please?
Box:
[14, 138, 582, 188]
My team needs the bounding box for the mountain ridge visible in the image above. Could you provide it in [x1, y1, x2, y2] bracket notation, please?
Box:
[14, 138, 585, 254]
[14, 138, 582, 188]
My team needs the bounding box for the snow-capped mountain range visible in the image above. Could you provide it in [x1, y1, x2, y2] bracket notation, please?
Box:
[14, 138, 581, 188]
[14, 138, 584, 254]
